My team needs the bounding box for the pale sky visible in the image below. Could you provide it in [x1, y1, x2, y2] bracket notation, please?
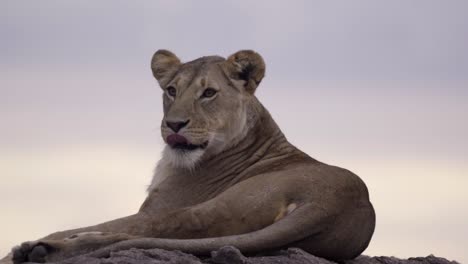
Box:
[1, 1, 467, 262]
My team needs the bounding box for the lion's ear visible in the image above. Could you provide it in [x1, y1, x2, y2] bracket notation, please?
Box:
[151, 50, 181, 87]
[223, 50, 265, 94]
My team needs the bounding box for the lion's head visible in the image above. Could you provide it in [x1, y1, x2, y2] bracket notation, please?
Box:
[151, 50, 266, 168]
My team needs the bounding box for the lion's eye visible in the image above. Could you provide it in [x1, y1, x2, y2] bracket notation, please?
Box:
[201, 88, 217, 98]
[166, 86, 177, 97]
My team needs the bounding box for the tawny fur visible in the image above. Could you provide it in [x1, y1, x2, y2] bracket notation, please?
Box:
[1, 50, 375, 264]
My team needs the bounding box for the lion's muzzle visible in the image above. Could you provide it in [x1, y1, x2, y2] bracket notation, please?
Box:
[166, 134, 208, 151]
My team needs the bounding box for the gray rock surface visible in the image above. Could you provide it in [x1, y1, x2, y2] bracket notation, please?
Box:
[55, 246, 459, 264]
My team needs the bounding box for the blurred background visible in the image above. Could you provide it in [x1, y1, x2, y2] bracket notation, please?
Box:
[1, 1, 467, 262]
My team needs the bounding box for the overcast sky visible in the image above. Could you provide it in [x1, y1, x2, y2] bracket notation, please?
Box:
[1, 1, 467, 262]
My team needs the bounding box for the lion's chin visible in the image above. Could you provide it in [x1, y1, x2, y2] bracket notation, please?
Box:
[162, 145, 205, 169]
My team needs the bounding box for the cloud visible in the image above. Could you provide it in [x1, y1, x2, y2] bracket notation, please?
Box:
[2, 1, 467, 81]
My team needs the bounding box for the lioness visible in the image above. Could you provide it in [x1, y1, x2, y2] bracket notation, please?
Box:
[4, 50, 375, 263]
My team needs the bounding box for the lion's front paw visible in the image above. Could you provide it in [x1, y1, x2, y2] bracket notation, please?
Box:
[12, 241, 53, 264]
[11, 232, 133, 263]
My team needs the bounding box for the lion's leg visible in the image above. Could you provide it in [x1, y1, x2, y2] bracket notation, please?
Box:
[10, 213, 151, 263]
[41, 213, 152, 240]
[12, 175, 305, 263]
[12, 232, 137, 264]
[143, 173, 304, 240]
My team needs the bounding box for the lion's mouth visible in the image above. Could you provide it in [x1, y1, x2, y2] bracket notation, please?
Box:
[172, 141, 208, 151]
[166, 134, 208, 151]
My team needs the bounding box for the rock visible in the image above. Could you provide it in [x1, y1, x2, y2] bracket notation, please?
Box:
[43, 247, 462, 264]
[211, 246, 246, 264]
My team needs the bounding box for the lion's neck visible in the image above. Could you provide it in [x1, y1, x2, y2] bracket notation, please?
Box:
[203, 102, 294, 173]
[183, 102, 305, 193]
[143, 102, 309, 213]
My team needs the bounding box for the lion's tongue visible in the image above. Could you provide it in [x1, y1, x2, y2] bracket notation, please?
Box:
[166, 134, 188, 147]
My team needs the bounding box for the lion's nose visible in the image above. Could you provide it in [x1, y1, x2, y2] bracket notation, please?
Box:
[166, 120, 190, 133]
